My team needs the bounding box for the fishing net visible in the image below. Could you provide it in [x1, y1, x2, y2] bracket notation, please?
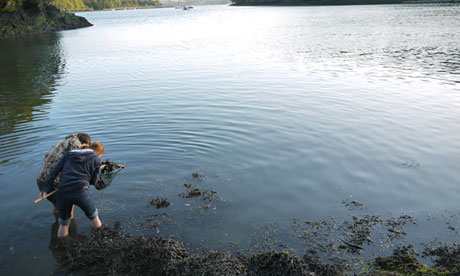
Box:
[95, 160, 125, 190]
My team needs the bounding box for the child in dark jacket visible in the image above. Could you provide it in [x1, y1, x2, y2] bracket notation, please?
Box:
[40, 142, 105, 237]
[37, 133, 92, 214]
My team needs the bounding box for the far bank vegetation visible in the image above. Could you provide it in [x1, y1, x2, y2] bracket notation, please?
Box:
[1, 0, 161, 12]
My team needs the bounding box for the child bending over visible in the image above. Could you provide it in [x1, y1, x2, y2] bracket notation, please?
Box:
[40, 142, 105, 238]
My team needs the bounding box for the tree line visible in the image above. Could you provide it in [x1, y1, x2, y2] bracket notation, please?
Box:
[54, 0, 161, 11]
[0, 0, 160, 13]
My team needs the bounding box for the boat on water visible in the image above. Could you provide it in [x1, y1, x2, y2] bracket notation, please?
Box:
[176, 6, 193, 10]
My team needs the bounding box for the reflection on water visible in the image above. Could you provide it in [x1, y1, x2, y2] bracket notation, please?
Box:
[0, 33, 64, 164]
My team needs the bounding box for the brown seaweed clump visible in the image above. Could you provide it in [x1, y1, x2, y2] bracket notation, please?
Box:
[339, 215, 382, 254]
[150, 197, 171, 209]
[56, 226, 348, 276]
[369, 246, 457, 276]
[373, 248, 422, 274]
[172, 251, 246, 275]
[187, 188, 202, 198]
[246, 251, 313, 276]
[244, 251, 345, 276]
[58, 226, 189, 275]
[191, 172, 204, 180]
[302, 255, 346, 276]
[182, 183, 217, 202]
[119, 236, 189, 275]
[422, 243, 460, 274]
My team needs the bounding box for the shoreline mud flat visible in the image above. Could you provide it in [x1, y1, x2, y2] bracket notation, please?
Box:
[49, 174, 460, 275]
[55, 226, 345, 276]
[53, 210, 460, 275]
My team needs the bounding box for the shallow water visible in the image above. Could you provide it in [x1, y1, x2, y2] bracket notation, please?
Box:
[1, 4, 460, 274]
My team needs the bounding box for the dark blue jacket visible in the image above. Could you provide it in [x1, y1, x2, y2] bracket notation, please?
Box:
[43, 149, 101, 193]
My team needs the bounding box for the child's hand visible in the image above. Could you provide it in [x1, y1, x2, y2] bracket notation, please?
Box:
[39, 191, 47, 199]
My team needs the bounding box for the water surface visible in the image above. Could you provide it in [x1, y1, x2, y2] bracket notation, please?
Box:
[1, 4, 460, 274]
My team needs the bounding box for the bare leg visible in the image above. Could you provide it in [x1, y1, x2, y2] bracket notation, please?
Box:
[70, 205, 75, 219]
[57, 224, 69, 237]
[91, 216, 102, 229]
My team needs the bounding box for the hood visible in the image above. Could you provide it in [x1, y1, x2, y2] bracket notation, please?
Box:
[67, 149, 98, 163]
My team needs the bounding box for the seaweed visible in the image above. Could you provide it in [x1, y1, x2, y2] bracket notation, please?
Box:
[182, 182, 218, 203]
[56, 226, 346, 276]
[150, 197, 171, 209]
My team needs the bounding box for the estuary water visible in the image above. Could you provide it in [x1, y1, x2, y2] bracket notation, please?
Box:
[1, 4, 460, 274]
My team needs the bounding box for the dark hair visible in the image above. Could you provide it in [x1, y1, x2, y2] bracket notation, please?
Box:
[90, 141, 105, 156]
[77, 132, 91, 145]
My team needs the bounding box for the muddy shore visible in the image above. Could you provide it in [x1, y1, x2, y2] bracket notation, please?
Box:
[52, 223, 460, 275]
[48, 174, 460, 275]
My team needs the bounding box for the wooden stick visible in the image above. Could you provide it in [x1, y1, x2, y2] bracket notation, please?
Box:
[34, 189, 57, 204]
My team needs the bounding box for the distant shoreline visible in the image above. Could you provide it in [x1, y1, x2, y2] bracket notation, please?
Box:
[230, 0, 459, 6]
[67, 5, 163, 13]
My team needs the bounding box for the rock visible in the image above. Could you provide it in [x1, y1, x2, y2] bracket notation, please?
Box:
[0, 5, 92, 39]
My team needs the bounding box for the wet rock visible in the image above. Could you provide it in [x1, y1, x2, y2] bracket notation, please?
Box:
[0, 6, 92, 39]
